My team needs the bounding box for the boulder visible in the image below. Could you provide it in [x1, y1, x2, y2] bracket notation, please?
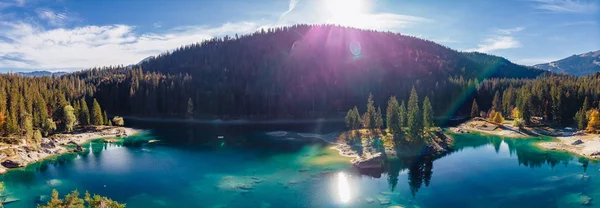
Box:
[571, 140, 584, 145]
[2, 159, 24, 168]
[40, 140, 56, 149]
[352, 153, 384, 169]
[591, 151, 600, 156]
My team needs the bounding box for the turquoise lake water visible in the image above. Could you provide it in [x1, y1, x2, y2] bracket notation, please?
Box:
[1, 120, 598, 208]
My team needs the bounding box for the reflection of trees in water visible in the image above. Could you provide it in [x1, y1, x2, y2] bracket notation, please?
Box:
[385, 156, 433, 198]
[381, 134, 591, 197]
[502, 138, 574, 169]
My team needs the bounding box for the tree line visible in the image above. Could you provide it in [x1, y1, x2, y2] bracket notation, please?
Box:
[0, 74, 122, 145]
[345, 87, 436, 144]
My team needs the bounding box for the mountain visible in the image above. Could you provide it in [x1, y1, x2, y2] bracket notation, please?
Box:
[17, 71, 67, 77]
[72, 25, 544, 119]
[534, 50, 600, 76]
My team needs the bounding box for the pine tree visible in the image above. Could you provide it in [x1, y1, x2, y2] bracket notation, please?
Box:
[41, 118, 57, 137]
[471, 99, 479, 118]
[375, 106, 383, 129]
[492, 91, 502, 112]
[407, 87, 422, 139]
[345, 109, 355, 130]
[422, 96, 434, 129]
[399, 100, 406, 127]
[79, 98, 90, 126]
[362, 93, 376, 128]
[575, 108, 587, 130]
[386, 96, 401, 134]
[351, 106, 361, 129]
[102, 111, 109, 125]
[91, 99, 103, 125]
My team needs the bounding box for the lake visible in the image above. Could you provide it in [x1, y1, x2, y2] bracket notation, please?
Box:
[1, 120, 598, 207]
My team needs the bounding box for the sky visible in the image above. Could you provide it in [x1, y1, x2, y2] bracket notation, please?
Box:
[0, 0, 598, 72]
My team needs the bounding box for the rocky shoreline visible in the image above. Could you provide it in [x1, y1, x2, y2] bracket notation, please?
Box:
[0, 126, 142, 174]
[450, 119, 600, 159]
[329, 129, 453, 173]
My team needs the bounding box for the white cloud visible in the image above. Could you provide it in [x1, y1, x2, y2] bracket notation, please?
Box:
[0, 0, 25, 10]
[530, 0, 598, 13]
[279, 0, 300, 21]
[36, 8, 74, 27]
[494, 27, 525, 35]
[0, 21, 259, 70]
[469, 36, 522, 53]
[468, 27, 525, 53]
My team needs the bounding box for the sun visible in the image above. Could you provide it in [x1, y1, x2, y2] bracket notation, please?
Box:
[323, 0, 368, 26]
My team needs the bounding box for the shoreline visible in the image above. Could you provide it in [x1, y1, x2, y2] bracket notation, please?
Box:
[450, 118, 600, 160]
[0, 126, 143, 174]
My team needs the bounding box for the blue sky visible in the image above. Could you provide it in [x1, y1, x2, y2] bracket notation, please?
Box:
[0, 0, 598, 72]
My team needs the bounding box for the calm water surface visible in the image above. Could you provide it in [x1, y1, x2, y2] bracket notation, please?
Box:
[1, 120, 598, 208]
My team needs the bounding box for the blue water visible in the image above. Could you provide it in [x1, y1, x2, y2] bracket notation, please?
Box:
[1, 121, 598, 207]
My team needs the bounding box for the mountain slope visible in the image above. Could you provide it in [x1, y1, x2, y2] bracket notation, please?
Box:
[534, 50, 600, 76]
[75, 25, 544, 119]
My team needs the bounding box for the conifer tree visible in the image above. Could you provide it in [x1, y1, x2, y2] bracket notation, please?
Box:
[351, 106, 361, 129]
[375, 106, 383, 129]
[422, 96, 434, 129]
[492, 91, 502, 112]
[386, 96, 401, 134]
[407, 87, 421, 138]
[102, 111, 109, 125]
[471, 99, 479, 118]
[399, 100, 406, 127]
[79, 98, 90, 126]
[91, 99, 103, 125]
[362, 93, 376, 128]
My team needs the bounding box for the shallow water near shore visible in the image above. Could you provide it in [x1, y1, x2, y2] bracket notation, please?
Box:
[1, 121, 600, 207]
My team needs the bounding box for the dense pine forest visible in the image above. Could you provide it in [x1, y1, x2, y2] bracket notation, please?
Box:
[0, 74, 114, 144]
[2, 25, 600, 142]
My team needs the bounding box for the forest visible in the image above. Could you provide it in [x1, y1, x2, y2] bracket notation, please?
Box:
[1, 25, 599, 142]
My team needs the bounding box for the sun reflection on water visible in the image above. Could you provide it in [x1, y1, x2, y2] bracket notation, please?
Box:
[337, 172, 351, 203]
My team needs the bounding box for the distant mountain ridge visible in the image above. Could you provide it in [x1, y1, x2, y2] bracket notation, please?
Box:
[17, 71, 67, 77]
[534, 50, 600, 76]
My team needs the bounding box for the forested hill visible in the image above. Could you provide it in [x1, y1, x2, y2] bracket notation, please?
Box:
[69, 25, 545, 119]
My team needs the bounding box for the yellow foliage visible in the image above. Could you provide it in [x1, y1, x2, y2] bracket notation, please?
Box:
[0, 112, 5, 127]
[511, 107, 521, 119]
[586, 109, 600, 133]
[487, 109, 497, 121]
[492, 112, 505, 124]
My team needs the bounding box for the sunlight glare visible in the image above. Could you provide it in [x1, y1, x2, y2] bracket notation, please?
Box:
[324, 0, 368, 26]
[337, 172, 351, 203]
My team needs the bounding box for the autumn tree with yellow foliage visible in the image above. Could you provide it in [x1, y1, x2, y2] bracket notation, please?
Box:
[587, 109, 600, 134]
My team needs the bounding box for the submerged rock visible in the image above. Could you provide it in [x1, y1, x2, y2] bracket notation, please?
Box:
[365, 197, 375, 204]
[377, 195, 391, 205]
[46, 179, 62, 187]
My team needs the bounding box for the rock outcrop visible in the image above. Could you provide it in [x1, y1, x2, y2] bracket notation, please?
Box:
[352, 153, 384, 169]
[2, 159, 24, 168]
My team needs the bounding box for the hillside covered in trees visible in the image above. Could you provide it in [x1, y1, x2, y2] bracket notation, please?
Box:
[62, 24, 544, 120]
[3, 25, 600, 132]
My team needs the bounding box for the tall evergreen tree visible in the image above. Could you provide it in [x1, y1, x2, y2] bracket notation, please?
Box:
[102, 111, 109, 125]
[375, 106, 384, 129]
[362, 93, 377, 128]
[471, 99, 479, 118]
[399, 101, 406, 127]
[422, 96, 434, 129]
[492, 91, 502, 113]
[79, 98, 90, 126]
[386, 96, 401, 134]
[91, 99, 103, 125]
[407, 87, 422, 139]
